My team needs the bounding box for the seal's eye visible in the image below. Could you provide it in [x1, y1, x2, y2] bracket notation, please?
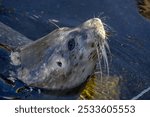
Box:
[68, 38, 75, 51]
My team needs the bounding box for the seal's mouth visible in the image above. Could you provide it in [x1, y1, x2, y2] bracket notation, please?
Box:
[81, 18, 110, 76]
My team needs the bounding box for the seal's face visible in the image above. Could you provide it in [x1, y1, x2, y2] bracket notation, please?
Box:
[18, 18, 107, 90]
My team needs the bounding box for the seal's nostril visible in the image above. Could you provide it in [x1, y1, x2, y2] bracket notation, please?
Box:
[57, 61, 62, 67]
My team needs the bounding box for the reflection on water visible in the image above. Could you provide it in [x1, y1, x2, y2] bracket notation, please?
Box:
[138, 0, 150, 20]
[0, 0, 14, 14]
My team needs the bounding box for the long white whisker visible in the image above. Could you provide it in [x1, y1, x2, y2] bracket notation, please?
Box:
[99, 42, 103, 81]
[99, 40, 109, 76]
[48, 20, 60, 29]
[104, 40, 112, 64]
[103, 42, 109, 76]
[104, 40, 111, 53]
[95, 41, 103, 80]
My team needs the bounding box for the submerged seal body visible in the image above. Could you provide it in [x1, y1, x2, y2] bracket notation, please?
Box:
[0, 18, 107, 90]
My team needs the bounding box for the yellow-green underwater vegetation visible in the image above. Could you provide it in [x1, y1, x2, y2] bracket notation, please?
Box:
[79, 75, 120, 100]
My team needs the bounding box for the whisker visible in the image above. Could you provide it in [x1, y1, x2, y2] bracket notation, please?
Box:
[104, 40, 112, 62]
[104, 40, 111, 54]
[48, 19, 60, 29]
[99, 42, 106, 72]
[95, 41, 103, 81]
[93, 13, 96, 18]
[103, 42, 109, 76]
[98, 40, 109, 76]
[96, 12, 108, 21]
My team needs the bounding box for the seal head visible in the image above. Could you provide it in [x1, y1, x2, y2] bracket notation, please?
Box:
[15, 18, 107, 90]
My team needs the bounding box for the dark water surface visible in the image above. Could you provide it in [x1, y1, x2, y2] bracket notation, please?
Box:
[0, 0, 150, 99]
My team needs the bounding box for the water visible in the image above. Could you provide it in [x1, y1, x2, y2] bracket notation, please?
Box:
[0, 0, 150, 99]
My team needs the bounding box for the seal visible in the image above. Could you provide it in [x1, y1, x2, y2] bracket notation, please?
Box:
[0, 18, 108, 90]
